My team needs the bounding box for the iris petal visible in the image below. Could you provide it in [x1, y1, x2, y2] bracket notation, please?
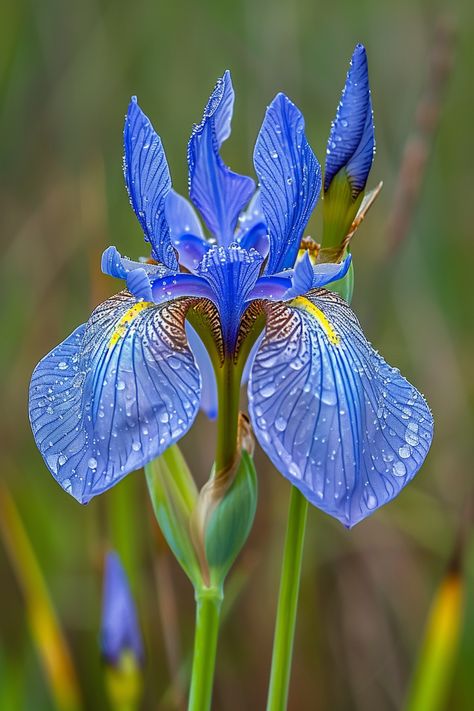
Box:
[254, 93, 321, 273]
[165, 189, 209, 270]
[249, 275, 291, 301]
[124, 97, 177, 269]
[196, 244, 263, 350]
[165, 188, 204, 238]
[325, 44, 375, 197]
[29, 292, 201, 503]
[188, 71, 255, 246]
[172, 233, 211, 272]
[236, 190, 269, 257]
[101, 246, 169, 281]
[283, 253, 352, 298]
[248, 291, 433, 527]
[186, 323, 218, 419]
[151, 273, 213, 303]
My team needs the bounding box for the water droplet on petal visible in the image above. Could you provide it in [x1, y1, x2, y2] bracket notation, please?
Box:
[275, 416, 286, 432]
[393, 461, 406, 477]
[88, 457, 98, 470]
[62, 478, 73, 494]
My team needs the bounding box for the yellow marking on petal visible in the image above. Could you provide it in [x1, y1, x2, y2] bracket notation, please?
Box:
[292, 296, 340, 345]
[108, 302, 154, 349]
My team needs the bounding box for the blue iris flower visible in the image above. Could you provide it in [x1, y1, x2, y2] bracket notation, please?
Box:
[29, 49, 433, 527]
[101, 552, 143, 666]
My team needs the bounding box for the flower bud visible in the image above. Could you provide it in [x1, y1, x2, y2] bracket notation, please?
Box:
[323, 44, 375, 251]
[145, 445, 202, 587]
[101, 552, 143, 708]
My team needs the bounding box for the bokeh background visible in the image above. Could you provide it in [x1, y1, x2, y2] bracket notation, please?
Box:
[1, 0, 473, 709]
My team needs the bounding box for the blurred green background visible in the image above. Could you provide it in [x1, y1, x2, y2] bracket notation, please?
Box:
[1, 0, 473, 708]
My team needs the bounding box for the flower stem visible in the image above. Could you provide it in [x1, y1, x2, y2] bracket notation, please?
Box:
[215, 359, 241, 474]
[188, 588, 223, 711]
[266, 486, 308, 711]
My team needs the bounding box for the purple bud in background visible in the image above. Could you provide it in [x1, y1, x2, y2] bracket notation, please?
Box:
[101, 552, 144, 667]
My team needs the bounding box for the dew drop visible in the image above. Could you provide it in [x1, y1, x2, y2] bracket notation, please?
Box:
[58, 361, 68, 370]
[364, 491, 377, 509]
[398, 445, 411, 459]
[275, 416, 286, 432]
[321, 389, 337, 405]
[62, 478, 73, 494]
[88, 457, 98, 470]
[393, 461, 406, 477]
[405, 426, 419, 446]
[168, 357, 182, 370]
[132, 442, 142, 451]
[261, 383, 276, 398]
[116, 380, 126, 391]
[289, 462, 301, 478]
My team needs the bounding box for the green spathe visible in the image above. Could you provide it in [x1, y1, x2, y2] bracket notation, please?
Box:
[205, 450, 258, 585]
[145, 445, 202, 587]
[322, 168, 363, 250]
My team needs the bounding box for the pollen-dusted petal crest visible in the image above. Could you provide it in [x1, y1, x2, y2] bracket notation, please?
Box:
[325, 44, 375, 198]
[124, 97, 178, 269]
[188, 71, 255, 246]
[254, 93, 321, 274]
[248, 291, 433, 527]
[29, 292, 201, 503]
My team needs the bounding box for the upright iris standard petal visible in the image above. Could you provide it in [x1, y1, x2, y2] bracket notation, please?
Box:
[236, 190, 269, 257]
[324, 44, 375, 198]
[254, 93, 321, 274]
[165, 189, 204, 239]
[29, 293, 201, 503]
[188, 71, 255, 246]
[101, 552, 143, 666]
[248, 291, 433, 527]
[124, 97, 178, 270]
[165, 189, 210, 271]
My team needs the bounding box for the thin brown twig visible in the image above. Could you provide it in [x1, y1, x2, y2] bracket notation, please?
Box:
[385, 16, 456, 258]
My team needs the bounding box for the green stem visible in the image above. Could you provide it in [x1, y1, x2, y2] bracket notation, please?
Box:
[188, 588, 223, 711]
[215, 359, 241, 473]
[267, 486, 308, 711]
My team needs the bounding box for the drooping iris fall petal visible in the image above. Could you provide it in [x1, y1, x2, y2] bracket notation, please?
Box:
[248, 290, 433, 527]
[29, 293, 201, 503]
